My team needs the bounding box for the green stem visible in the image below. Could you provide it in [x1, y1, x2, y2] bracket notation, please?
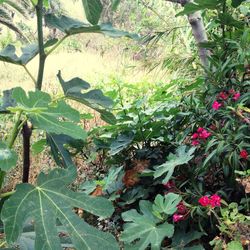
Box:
[0, 111, 23, 190]
[0, 190, 15, 199]
[35, 0, 46, 91]
[23, 65, 37, 86]
[7, 111, 23, 149]
[0, 241, 6, 248]
[46, 35, 69, 56]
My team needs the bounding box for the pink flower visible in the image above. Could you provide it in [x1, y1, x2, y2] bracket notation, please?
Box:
[199, 129, 211, 139]
[212, 101, 222, 110]
[197, 127, 204, 133]
[218, 92, 228, 100]
[192, 133, 199, 139]
[210, 194, 221, 208]
[173, 213, 184, 223]
[192, 140, 200, 146]
[198, 196, 211, 206]
[240, 150, 248, 159]
[232, 92, 240, 101]
[177, 202, 187, 215]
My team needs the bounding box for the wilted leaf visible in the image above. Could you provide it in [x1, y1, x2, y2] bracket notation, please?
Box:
[0, 89, 16, 113]
[0, 39, 57, 65]
[57, 71, 116, 124]
[45, 14, 138, 39]
[1, 167, 119, 250]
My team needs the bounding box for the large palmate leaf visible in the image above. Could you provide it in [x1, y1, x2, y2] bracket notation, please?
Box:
[152, 193, 182, 219]
[81, 0, 103, 25]
[0, 142, 18, 171]
[121, 197, 175, 250]
[154, 146, 195, 183]
[10, 87, 87, 140]
[1, 167, 119, 250]
[0, 39, 57, 65]
[57, 71, 116, 124]
[45, 14, 138, 39]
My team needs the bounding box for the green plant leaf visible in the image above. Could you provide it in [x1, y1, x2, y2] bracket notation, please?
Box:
[81, 0, 103, 25]
[1, 167, 119, 250]
[0, 89, 16, 113]
[111, 0, 121, 11]
[176, 0, 222, 16]
[171, 229, 204, 249]
[46, 133, 75, 168]
[0, 142, 18, 171]
[0, 39, 57, 65]
[45, 14, 138, 39]
[121, 200, 174, 250]
[153, 193, 182, 216]
[154, 146, 195, 183]
[110, 133, 134, 155]
[57, 71, 116, 124]
[231, 0, 246, 8]
[227, 241, 243, 250]
[31, 139, 47, 155]
[11, 87, 87, 140]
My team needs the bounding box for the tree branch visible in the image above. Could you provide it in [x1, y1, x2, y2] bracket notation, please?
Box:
[166, 0, 209, 67]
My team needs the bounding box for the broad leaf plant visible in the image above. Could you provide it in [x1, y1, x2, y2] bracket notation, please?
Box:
[0, 0, 136, 249]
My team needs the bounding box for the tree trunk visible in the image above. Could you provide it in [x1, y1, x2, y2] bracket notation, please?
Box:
[166, 0, 209, 67]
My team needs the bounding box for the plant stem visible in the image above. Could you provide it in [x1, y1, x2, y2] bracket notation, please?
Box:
[0, 111, 22, 190]
[22, 122, 32, 183]
[0, 241, 6, 248]
[35, 0, 46, 91]
[46, 35, 69, 56]
[0, 190, 15, 199]
[7, 111, 23, 149]
[23, 65, 37, 86]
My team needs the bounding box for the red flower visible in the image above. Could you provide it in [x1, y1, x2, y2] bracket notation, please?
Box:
[192, 140, 200, 146]
[197, 127, 204, 133]
[210, 194, 221, 208]
[232, 92, 240, 101]
[218, 91, 228, 100]
[212, 101, 222, 110]
[177, 202, 187, 215]
[198, 196, 211, 206]
[199, 129, 211, 139]
[192, 133, 199, 139]
[173, 213, 184, 223]
[240, 149, 248, 159]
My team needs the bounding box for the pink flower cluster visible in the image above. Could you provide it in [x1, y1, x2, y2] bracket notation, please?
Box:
[173, 201, 188, 223]
[198, 194, 221, 208]
[191, 127, 211, 146]
[212, 89, 241, 110]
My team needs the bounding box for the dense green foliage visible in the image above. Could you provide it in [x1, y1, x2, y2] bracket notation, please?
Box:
[0, 0, 249, 249]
